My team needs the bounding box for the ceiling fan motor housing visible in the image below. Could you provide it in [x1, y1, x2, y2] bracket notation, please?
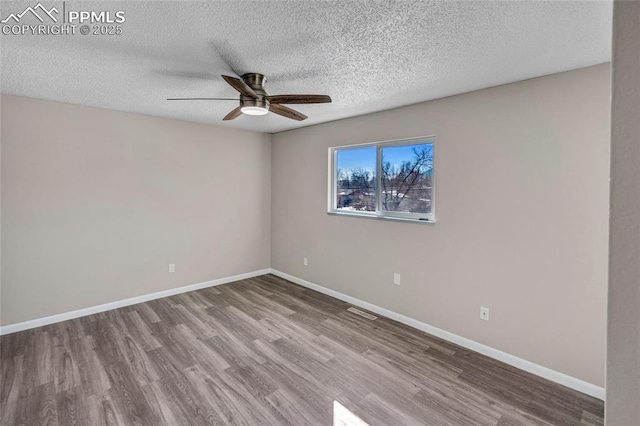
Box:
[240, 73, 269, 112]
[241, 73, 267, 94]
[240, 95, 270, 110]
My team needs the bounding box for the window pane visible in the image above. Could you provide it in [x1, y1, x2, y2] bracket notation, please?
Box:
[381, 143, 434, 214]
[336, 147, 376, 212]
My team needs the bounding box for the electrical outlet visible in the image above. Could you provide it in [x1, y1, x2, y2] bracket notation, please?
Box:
[169, 263, 175, 273]
[303, 257, 308, 266]
[393, 273, 401, 285]
[480, 306, 489, 321]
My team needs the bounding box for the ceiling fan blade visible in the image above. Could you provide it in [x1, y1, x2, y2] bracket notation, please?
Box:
[268, 94, 332, 104]
[269, 104, 308, 121]
[167, 97, 237, 101]
[222, 107, 242, 121]
[222, 75, 257, 98]
[210, 40, 247, 77]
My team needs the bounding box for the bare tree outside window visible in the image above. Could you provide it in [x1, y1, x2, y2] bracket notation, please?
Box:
[331, 139, 435, 222]
[381, 143, 433, 214]
[335, 147, 376, 212]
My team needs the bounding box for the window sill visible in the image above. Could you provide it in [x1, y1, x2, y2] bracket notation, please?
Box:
[327, 211, 436, 224]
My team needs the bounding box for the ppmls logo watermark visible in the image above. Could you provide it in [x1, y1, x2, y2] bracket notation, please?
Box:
[1, 3, 59, 23]
[1, 2, 126, 36]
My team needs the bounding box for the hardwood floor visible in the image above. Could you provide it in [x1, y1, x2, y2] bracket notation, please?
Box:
[0, 274, 604, 425]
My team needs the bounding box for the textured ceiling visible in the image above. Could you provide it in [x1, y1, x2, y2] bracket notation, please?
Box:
[1, 1, 612, 133]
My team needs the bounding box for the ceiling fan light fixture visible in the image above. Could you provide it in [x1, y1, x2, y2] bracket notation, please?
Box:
[241, 105, 269, 116]
[240, 96, 270, 116]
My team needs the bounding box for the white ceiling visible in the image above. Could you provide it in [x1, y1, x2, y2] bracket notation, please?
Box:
[1, 1, 612, 133]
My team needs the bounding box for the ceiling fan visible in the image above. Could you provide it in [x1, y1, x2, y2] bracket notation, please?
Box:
[167, 73, 331, 121]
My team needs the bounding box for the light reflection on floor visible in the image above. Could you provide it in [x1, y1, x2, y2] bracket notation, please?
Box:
[333, 400, 370, 426]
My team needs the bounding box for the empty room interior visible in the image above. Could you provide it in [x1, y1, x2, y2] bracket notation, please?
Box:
[1, 1, 638, 425]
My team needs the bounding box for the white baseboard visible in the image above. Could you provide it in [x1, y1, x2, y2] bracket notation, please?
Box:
[269, 268, 605, 401]
[0, 269, 271, 336]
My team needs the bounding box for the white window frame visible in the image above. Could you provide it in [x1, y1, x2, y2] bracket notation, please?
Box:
[328, 136, 436, 223]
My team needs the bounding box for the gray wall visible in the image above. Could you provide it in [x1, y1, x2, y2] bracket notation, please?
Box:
[271, 64, 611, 387]
[606, 1, 640, 423]
[1, 95, 272, 326]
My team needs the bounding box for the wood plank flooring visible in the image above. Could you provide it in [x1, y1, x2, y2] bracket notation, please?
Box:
[0, 274, 604, 425]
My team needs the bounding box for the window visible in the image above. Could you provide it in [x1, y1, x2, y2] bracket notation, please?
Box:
[329, 137, 435, 222]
